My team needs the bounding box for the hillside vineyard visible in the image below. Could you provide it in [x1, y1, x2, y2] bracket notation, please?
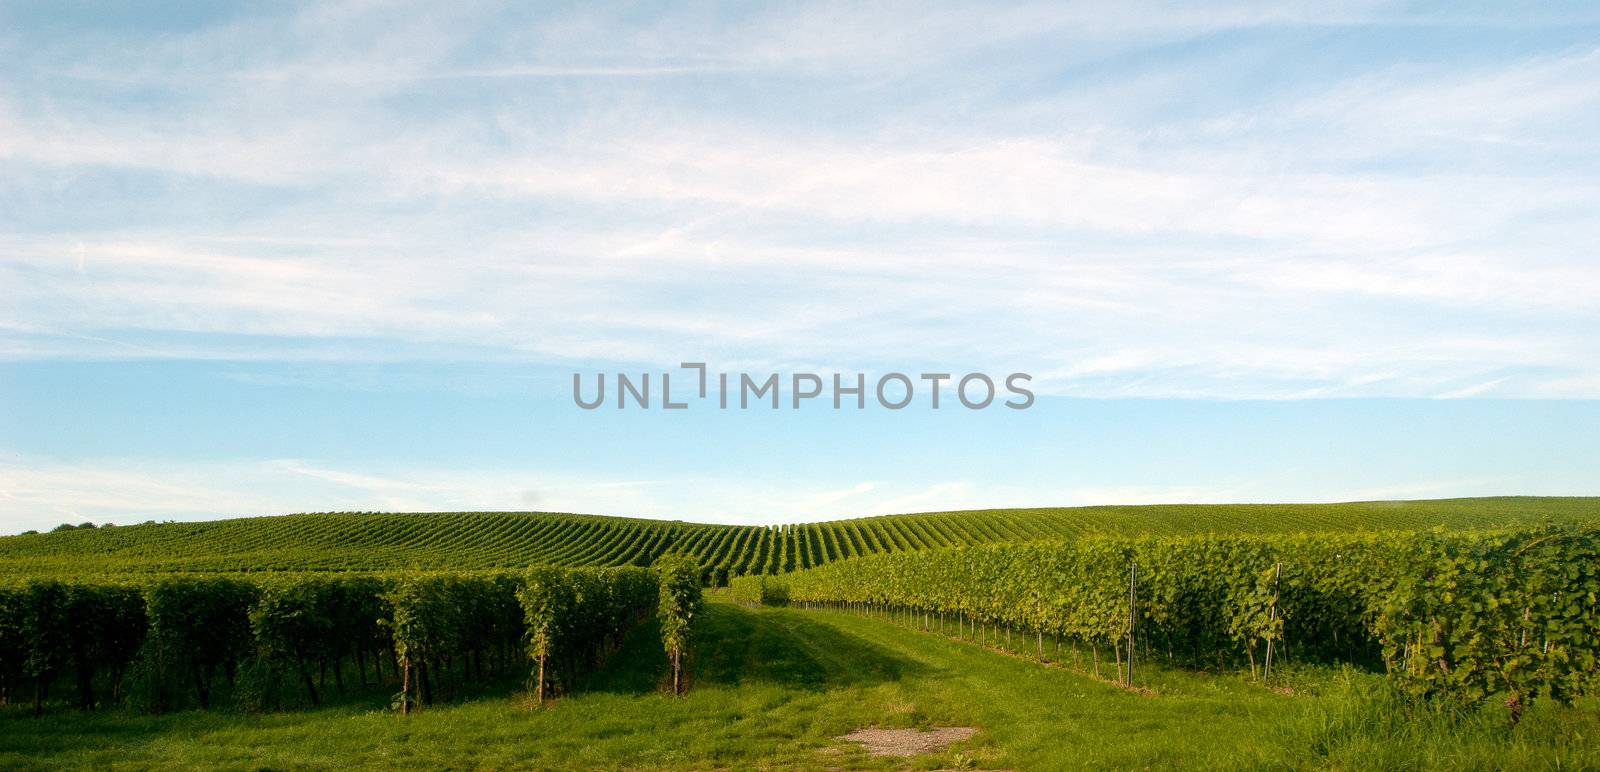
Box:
[2, 497, 1599, 732]
[3, 497, 1599, 580]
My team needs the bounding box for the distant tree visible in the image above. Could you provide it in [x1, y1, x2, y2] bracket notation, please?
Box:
[20, 530, 38, 535]
[52, 523, 77, 533]
[77, 522, 97, 530]
[102, 523, 116, 528]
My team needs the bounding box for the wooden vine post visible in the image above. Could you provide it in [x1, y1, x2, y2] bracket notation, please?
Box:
[400, 655, 411, 715]
[1263, 562, 1283, 680]
[1126, 561, 1138, 688]
[536, 653, 546, 706]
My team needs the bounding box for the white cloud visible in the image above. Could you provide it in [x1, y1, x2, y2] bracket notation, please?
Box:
[0, 457, 681, 532]
[1, 2, 1597, 400]
[1, 451, 1589, 534]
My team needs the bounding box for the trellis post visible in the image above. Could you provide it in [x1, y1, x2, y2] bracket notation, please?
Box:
[1127, 561, 1138, 688]
[1263, 562, 1283, 680]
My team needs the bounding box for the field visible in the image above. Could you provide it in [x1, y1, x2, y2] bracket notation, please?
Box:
[2, 496, 1599, 770]
[4, 496, 1597, 578]
[3, 599, 1596, 770]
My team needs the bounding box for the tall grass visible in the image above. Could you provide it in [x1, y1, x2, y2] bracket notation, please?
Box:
[1280, 666, 1599, 770]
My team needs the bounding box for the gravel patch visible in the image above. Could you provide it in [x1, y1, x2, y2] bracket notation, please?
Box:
[837, 726, 978, 757]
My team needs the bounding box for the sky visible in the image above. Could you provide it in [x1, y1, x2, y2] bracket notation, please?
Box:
[1, 1, 1598, 532]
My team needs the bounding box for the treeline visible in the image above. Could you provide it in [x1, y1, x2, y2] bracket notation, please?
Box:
[742, 527, 1600, 722]
[0, 562, 703, 715]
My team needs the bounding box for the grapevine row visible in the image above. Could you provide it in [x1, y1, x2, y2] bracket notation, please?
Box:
[0, 562, 702, 715]
[740, 527, 1600, 720]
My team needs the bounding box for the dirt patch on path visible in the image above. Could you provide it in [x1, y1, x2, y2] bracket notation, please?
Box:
[837, 726, 978, 757]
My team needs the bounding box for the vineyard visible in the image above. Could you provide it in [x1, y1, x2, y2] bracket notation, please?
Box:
[0, 563, 701, 717]
[4, 496, 1597, 579]
[738, 526, 1600, 721]
[3, 497, 1599, 767]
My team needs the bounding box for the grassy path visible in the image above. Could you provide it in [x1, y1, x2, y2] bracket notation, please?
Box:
[2, 599, 1595, 770]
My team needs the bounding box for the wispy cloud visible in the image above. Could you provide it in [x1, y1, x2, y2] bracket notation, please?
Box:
[1, 2, 1597, 401]
[6, 451, 1561, 533]
[0, 458, 1241, 531]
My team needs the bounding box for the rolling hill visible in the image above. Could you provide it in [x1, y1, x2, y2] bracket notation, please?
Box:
[4, 496, 1598, 580]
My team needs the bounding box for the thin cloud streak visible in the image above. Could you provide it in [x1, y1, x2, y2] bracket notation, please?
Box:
[0, 455, 1557, 534]
[2, 3, 1597, 399]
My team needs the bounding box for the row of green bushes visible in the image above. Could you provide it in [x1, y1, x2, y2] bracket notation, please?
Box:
[0, 582, 146, 712]
[516, 567, 655, 706]
[0, 562, 703, 715]
[728, 573, 788, 607]
[744, 527, 1599, 721]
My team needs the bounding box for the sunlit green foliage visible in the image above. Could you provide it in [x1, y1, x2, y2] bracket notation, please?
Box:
[518, 566, 654, 703]
[5, 497, 1597, 579]
[0, 568, 675, 716]
[655, 557, 702, 695]
[770, 527, 1600, 721]
[729, 573, 788, 606]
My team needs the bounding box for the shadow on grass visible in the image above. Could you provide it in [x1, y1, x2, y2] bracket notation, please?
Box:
[0, 664, 531, 757]
[0, 601, 921, 762]
[584, 601, 924, 695]
[0, 678, 408, 759]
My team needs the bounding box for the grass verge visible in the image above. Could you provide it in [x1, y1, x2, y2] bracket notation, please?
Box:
[2, 599, 1594, 770]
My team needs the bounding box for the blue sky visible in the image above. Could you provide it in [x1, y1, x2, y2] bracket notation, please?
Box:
[2, 2, 1598, 530]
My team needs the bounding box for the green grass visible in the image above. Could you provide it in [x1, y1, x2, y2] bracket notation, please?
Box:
[5, 598, 1595, 770]
[4, 496, 1598, 578]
